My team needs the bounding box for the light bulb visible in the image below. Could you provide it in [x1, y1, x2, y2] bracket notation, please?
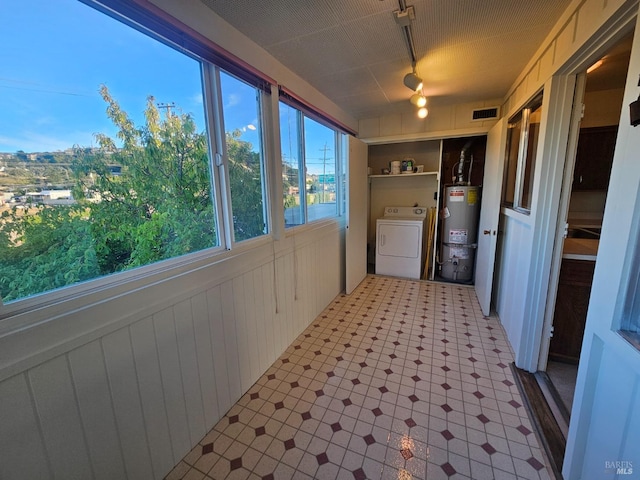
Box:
[417, 107, 428, 119]
[410, 94, 427, 107]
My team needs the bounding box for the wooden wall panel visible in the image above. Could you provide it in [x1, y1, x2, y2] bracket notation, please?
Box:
[494, 215, 533, 354]
[233, 275, 252, 392]
[129, 316, 176, 477]
[102, 329, 155, 479]
[191, 291, 221, 428]
[275, 255, 290, 355]
[173, 299, 207, 445]
[261, 263, 278, 365]
[0, 374, 50, 479]
[207, 285, 232, 415]
[221, 279, 242, 404]
[243, 270, 261, 384]
[253, 267, 268, 369]
[29, 356, 93, 479]
[153, 307, 192, 460]
[68, 341, 127, 480]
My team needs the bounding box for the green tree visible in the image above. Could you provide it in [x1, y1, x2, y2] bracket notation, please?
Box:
[226, 129, 265, 240]
[0, 205, 98, 301]
[71, 85, 216, 274]
[0, 85, 264, 302]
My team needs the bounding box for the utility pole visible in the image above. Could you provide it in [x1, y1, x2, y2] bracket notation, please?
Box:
[319, 143, 331, 203]
[157, 102, 176, 117]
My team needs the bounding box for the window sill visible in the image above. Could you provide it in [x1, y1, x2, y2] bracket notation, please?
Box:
[501, 206, 533, 224]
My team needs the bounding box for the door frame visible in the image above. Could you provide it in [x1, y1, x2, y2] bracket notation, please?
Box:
[537, 73, 587, 370]
[533, 19, 638, 372]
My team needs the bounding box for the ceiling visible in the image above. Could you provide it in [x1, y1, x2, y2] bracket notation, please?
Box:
[201, 0, 574, 119]
[585, 32, 633, 93]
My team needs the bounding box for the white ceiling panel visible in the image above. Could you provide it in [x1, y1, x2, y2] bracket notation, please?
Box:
[201, 0, 575, 119]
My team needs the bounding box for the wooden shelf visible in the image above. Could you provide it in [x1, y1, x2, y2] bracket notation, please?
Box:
[369, 171, 439, 179]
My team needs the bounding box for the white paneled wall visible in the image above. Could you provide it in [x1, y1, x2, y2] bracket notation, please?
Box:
[358, 99, 501, 143]
[493, 211, 533, 358]
[0, 222, 343, 480]
[502, 0, 633, 116]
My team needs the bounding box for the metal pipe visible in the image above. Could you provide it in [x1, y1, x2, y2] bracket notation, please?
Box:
[457, 151, 465, 184]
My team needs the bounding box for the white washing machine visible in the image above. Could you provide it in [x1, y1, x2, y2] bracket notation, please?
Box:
[375, 206, 427, 279]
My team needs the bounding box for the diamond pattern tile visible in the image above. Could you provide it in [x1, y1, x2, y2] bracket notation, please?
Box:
[442, 462, 457, 476]
[518, 424, 533, 436]
[482, 442, 497, 455]
[405, 418, 417, 428]
[441, 429, 454, 441]
[202, 443, 214, 455]
[477, 413, 490, 424]
[164, 276, 549, 480]
[229, 457, 242, 470]
[528, 456, 546, 470]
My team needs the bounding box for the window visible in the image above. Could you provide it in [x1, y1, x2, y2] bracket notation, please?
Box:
[280, 103, 304, 226]
[304, 117, 338, 222]
[502, 92, 543, 212]
[0, 0, 269, 304]
[219, 71, 268, 242]
[280, 102, 342, 227]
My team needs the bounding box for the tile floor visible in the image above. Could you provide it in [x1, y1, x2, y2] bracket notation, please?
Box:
[165, 275, 551, 480]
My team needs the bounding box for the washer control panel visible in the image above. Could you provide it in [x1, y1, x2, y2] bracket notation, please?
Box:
[384, 206, 427, 218]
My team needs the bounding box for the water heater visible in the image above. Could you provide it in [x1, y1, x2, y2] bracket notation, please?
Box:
[441, 185, 481, 283]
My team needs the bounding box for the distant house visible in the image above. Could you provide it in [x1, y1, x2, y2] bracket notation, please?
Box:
[25, 190, 74, 205]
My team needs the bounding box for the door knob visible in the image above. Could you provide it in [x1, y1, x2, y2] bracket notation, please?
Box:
[483, 230, 491, 235]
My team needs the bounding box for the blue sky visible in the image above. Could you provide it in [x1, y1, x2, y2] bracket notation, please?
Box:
[0, 0, 259, 154]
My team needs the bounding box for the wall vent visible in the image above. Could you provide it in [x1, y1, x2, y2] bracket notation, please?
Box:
[471, 106, 500, 121]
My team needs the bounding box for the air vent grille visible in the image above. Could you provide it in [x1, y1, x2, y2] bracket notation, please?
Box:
[472, 107, 499, 121]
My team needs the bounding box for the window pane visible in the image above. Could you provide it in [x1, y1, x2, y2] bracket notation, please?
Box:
[0, 0, 217, 303]
[220, 71, 267, 241]
[502, 113, 522, 207]
[304, 117, 337, 222]
[280, 103, 304, 227]
[520, 101, 543, 210]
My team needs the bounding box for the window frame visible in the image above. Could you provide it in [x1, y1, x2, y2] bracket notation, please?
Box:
[207, 66, 271, 246]
[619, 211, 640, 350]
[502, 91, 544, 214]
[279, 101, 345, 229]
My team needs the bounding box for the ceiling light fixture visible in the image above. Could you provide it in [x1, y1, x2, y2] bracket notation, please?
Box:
[410, 93, 427, 107]
[417, 107, 428, 119]
[587, 59, 603, 74]
[404, 71, 423, 91]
